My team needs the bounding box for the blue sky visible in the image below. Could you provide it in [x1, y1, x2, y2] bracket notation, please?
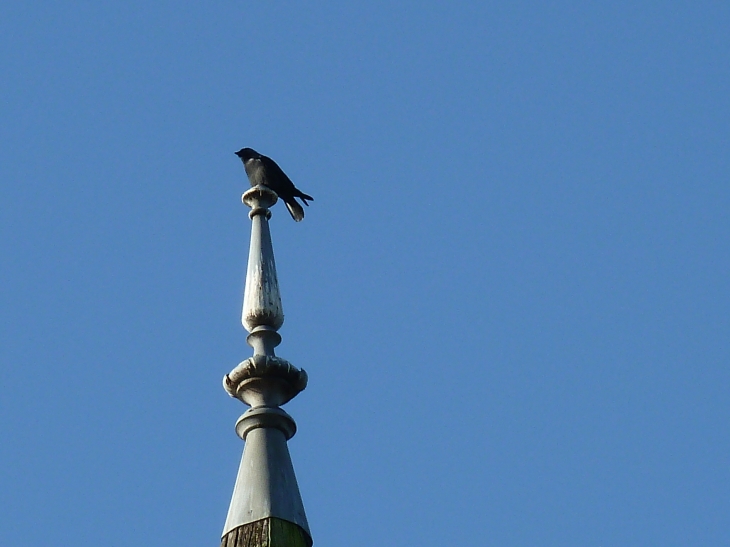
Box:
[1, 2, 728, 546]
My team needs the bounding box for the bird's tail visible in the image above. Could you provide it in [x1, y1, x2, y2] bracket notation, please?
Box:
[296, 191, 314, 206]
[284, 198, 306, 222]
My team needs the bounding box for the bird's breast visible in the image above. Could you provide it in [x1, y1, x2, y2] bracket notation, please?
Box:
[244, 159, 267, 186]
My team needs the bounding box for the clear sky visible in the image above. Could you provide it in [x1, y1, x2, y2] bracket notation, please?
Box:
[1, 2, 728, 546]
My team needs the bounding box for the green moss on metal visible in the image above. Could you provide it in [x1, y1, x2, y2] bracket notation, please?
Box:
[221, 517, 311, 547]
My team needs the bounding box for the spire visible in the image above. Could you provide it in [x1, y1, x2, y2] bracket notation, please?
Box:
[221, 185, 311, 547]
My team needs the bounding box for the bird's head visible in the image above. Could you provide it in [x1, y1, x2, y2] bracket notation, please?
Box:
[235, 148, 260, 162]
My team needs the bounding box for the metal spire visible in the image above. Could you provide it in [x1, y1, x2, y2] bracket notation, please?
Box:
[221, 185, 311, 547]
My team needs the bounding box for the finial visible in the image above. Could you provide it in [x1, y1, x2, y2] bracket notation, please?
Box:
[224, 185, 308, 406]
[241, 186, 284, 353]
[220, 183, 311, 547]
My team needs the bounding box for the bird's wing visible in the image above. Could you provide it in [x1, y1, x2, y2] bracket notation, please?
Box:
[261, 155, 294, 186]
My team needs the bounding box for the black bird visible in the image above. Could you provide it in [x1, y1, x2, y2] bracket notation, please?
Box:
[235, 147, 314, 221]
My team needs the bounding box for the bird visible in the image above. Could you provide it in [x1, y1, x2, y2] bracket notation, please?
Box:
[235, 147, 313, 221]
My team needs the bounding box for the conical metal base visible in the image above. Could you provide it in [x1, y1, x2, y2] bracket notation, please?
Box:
[222, 408, 310, 541]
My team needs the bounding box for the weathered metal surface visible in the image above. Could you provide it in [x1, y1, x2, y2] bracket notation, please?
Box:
[242, 186, 284, 334]
[222, 417, 310, 537]
[221, 185, 310, 544]
[223, 355, 308, 407]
